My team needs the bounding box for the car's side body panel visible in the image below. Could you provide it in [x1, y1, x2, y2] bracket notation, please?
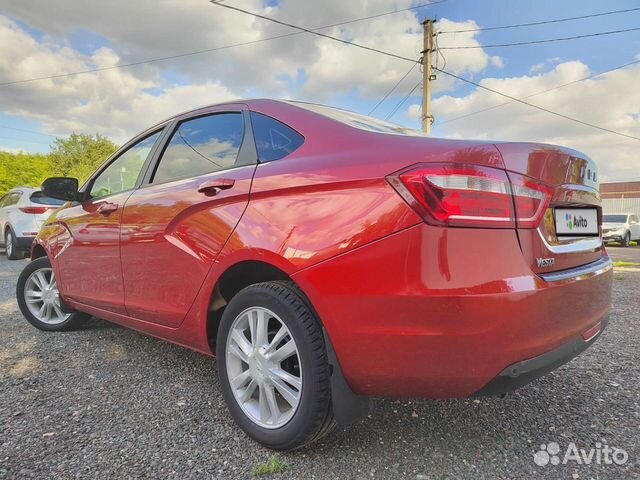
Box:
[53, 190, 134, 314]
[29, 99, 613, 400]
[120, 163, 257, 327]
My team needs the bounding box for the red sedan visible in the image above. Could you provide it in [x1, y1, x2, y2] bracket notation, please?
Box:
[16, 100, 612, 450]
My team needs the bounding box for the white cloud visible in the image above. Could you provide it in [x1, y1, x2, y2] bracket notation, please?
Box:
[490, 56, 504, 69]
[529, 63, 545, 73]
[429, 60, 640, 181]
[0, 1, 497, 143]
[407, 103, 421, 121]
[0, 146, 25, 154]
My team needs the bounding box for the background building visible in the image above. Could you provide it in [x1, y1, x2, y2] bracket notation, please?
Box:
[601, 181, 640, 215]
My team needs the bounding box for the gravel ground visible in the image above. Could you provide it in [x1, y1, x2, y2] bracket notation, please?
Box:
[1, 253, 639, 479]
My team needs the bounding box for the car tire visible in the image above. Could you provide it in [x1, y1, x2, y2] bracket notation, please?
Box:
[216, 280, 334, 450]
[5, 228, 23, 260]
[622, 232, 631, 248]
[16, 256, 89, 331]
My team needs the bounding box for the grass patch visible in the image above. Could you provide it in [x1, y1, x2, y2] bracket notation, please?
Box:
[253, 455, 288, 477]
[613, 261, 640, 268]
[614, 274, 625, 280]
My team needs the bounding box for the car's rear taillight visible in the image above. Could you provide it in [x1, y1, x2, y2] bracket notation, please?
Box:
[387, 163, 552, 229]
[19, 207, 50, 214]
[507, 172, 553, 229]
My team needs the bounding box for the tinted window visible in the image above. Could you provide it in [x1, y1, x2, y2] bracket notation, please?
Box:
[30, 191, 66, 206]
[603, 214, 628, 223]
[152, 113, 244, 184]
[2, 192, 21, 207]
[90, 131, 162, 198]
[0, 194, 8, 207]
[250, 112, 304, 162]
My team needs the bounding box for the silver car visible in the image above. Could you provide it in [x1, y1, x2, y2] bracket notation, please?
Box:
[0, 187, 65, 259]
[602, 213, 640, 247]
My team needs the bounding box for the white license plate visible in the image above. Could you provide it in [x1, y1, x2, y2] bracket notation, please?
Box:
[555, 208, 599, 236]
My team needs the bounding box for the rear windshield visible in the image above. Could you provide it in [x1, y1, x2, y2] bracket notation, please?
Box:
[603, 214, 628, 223]
[289, 101, 425, 136]
[29, 191, 66, 206]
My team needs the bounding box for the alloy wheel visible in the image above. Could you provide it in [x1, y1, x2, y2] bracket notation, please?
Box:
[226, 306, 302, 429]
[23, 267, 70, 325]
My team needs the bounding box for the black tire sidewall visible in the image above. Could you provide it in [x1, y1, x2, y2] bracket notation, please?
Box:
[6, 228, 21, 260]
[16, 256, 86, 331]
[216, 283, 329, 450]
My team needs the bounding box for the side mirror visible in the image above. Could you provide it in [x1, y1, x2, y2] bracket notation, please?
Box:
[41, 177, 80, 202]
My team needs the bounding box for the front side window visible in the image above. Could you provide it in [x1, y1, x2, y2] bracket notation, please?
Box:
[90, 131, 162, 198]
[250, 112, 304, 162]
[152, 113, 244, 184]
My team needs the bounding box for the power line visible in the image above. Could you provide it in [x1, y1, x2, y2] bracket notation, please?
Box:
[0, 136, 53, 145]
[440, 26, 640, 49]
[434, 67, 640, 141]
[0, 2, 442, 87]
[436, 59, 640, 125]
[438, 7, 640, 34]
[385, 82, 422, 120]
[0, 125, 59, 137]
[368, 61, 420, 115]
[210, 1, 416, 63]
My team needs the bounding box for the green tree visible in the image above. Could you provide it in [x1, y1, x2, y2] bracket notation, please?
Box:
[49, 133, 118, 183]
[0, 151, 53, 195]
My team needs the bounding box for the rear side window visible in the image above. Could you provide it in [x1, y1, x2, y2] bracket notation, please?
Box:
[250, 112, 304, 162]
[29, 192, 66, 206]
[1, 192, 21, 207]
[152, 113, 244, 184]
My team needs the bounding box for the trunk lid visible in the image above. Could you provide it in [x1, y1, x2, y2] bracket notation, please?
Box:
[495, 142, 603, 273]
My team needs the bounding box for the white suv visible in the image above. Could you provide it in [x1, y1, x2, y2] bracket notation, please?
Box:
[0, 187, 65, 259]
[602, 213, 640, 247]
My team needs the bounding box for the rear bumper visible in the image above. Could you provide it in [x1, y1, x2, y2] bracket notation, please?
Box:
[15, 235, 35, 250]
[474, 315, 608, 396]
[293, 223, 613, 398]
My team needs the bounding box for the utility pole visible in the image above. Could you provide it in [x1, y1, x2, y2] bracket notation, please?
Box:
[422, 18, 435, 134]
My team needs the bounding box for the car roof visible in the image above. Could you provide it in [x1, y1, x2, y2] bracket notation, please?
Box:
[6, 187, 38, 194]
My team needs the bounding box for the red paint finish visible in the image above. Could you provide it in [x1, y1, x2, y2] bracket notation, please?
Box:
[53, 191, 134, 314]
[119, 164, 256, 327]
[33, 99, 612, 398]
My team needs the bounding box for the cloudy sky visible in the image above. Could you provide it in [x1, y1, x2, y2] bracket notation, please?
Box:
[1, 0, 639, 181]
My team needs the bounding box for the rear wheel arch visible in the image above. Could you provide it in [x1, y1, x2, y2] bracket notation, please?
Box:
[206, 259, 371, 428]
[31, 243, 47, 260]
[206, 260, 292, 352]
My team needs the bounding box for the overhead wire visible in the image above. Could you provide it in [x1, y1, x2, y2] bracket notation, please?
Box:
[368, 61, 420, 115]
[0, 1, 444, 87]
[433, 67, 640, 141]
[440, 27, 640, 49]
[436, 59, 640, 125]
[438, 7, 640, 34]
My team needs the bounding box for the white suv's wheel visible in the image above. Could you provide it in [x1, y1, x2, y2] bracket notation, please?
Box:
[16, 257, 88, 331]
[217, 281, 335, 450]
[5, 229, 23, 260]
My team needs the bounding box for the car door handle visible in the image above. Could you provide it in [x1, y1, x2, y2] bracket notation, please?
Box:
[97, 202, 119, 216]
[198, 178, 235, 195]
